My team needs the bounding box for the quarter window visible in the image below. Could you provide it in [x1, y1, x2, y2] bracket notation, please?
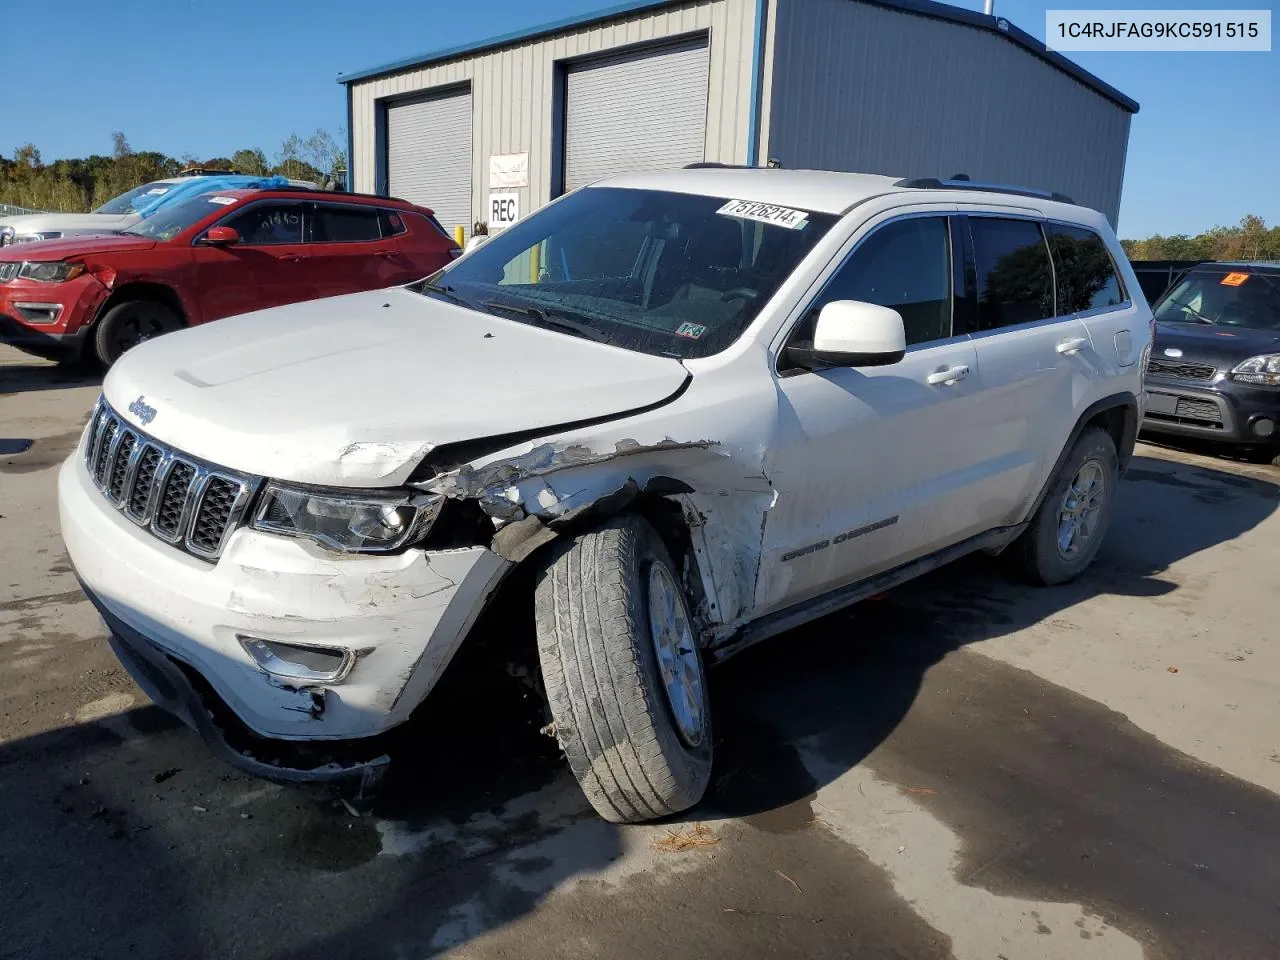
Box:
[312, 204, 381, 243]
[970, 217, 1055, 328]
[222, 203, 304, 245]
[811, 216, 953, 346]
[1046, 224, 1125, 314]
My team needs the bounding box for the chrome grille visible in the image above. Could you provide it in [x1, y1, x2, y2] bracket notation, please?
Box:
[0, 262, 18, 281]
[1146, 357, 1216, 381]
[83, 399, 260, 561]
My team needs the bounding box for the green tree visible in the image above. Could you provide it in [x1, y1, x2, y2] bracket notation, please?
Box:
[231, 148, 269, 176]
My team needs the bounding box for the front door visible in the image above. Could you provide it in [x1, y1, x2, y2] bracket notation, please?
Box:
[191, 200, 311, 323]
[757, 214, 992, 614]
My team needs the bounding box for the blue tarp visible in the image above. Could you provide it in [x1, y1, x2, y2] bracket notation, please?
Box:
[134, 175, 291, 218]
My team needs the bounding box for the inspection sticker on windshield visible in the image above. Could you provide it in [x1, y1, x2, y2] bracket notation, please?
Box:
[676, 321, 708, 339]
[145, 188, 169, 196]
[717, 200, 809, 230]
[1221, 272, 1249, 287]
[207, 196, 237, 205]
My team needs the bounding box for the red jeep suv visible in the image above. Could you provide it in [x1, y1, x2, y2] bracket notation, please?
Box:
[0, 187, 460, 367]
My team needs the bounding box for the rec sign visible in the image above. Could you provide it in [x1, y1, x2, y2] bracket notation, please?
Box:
[489, 192, 520, 230]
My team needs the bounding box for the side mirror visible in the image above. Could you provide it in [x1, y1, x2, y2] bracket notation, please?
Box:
[201, 226, 240, 246]
[788, 300, 907, 370]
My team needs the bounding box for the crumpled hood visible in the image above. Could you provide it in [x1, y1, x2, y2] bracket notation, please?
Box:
[103, 287, 690, 487]
[0, 212, 134, 240]
[0, 232, 155, 261]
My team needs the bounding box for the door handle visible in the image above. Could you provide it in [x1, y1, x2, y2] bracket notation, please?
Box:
[280, 254, 306, 262]
[926, 365, 970, 386]
[1056, 336, 1090, 355]
[374, 250, 396, 258]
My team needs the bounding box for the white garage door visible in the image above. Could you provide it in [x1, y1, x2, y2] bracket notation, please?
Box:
[564, 39, 710, 192]
[386, 89, 472, 237]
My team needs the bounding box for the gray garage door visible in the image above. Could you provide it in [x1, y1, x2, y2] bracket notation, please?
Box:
[386, 89, 472, 237]
[564, 39, 710, 192]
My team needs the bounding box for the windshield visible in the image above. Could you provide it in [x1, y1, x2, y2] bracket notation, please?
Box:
[92, 181, 174, 216]
[421, 187, 838, 359]
[122, 193, 234, 241]
[1154, 268, 1280, 330]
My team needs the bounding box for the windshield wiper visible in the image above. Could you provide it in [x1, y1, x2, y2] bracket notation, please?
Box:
[1165, 299, 1216, 324]
[411, 279, 473, 308]
[481, 299, 608, 342]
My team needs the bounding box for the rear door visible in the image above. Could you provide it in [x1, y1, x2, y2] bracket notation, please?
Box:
[191, 200, 311, 320]
[305, 201, 403, 298]
[960, 214, 1099, 525]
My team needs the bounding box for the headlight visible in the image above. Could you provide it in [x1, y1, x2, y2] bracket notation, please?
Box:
[18, 231, 63, 243]
[1230, 354, 1280, 386]
[252, 483, 443, 553]
[16, 261, 85, 283]
[0, 226, 14, 246]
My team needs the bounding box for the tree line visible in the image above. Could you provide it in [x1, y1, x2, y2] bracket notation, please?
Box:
[0, 130, 346, 213]
[1121, 215, 1278, 262]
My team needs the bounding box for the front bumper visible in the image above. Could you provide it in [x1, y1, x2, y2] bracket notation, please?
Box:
[59, 451, 510, 750]
[1142, 379, 1280, 444]
[0, 273, 104, 359]
[0, 312, 89, 360]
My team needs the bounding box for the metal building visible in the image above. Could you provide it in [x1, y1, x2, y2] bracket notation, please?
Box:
[339, 0, 1138, 237]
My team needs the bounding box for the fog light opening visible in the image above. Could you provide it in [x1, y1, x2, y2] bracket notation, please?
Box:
[238, 636, 354, 684]
[1251, 417, 1275, 438]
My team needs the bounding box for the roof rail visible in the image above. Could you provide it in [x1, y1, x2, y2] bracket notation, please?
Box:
[895, 176, 1075, 205]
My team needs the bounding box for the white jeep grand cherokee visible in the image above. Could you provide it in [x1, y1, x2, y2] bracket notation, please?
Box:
[59, 168, 1150, 822]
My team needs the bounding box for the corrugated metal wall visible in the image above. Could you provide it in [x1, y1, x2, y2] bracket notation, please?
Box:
[348, 0, 757, 230]
[765, 0, 1133, 223]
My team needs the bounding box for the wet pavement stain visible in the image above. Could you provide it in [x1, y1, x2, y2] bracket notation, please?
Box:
[0, 429, 83, 474]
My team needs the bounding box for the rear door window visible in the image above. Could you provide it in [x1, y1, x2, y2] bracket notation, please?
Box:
[1046, 223, 1126, 314]
[311, 204, 382, 243]
[969, 217, 1055, 328]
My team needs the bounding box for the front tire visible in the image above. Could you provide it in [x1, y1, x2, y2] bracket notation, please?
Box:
[93, 299, 182, 368]
[534, 514, 712, 823]
[1008, 426, 1119, 586]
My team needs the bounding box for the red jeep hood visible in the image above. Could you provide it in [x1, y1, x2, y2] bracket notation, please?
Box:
[0, 234, 158, 261]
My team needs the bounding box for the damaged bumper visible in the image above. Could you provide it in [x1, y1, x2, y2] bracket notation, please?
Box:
[89, 585, 390, 792]
[59, 452, 510, 757]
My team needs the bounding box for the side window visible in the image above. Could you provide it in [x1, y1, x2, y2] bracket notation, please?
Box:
[810, 216, 952, 346]
[222, 203, 304, 246]
[970, 217, 1055, 328]
[1046, 223, 1126, 314]
[312, 204, 381, 243]
[378, 210, 408, 238]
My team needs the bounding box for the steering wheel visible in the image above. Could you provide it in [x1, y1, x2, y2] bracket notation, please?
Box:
[720, 287, 757, 302]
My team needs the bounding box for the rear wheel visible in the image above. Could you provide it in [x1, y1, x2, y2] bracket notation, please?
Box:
[1008, 426, 1118, 585]
[534, 514, 712, 823]
[93, 299, 182, 367]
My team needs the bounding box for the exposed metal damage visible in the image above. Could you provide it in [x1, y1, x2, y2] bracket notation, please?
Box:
[413, 433, 779, 640]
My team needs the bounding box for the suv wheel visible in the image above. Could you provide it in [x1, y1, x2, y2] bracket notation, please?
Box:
[1009, 426, 1119, 586]
[534, 514, 712, 823]
[94, 299, 182, 368]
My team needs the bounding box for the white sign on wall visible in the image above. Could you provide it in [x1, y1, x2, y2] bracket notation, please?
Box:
[489, 153, 529, 189]
[489, 191, 520, 230]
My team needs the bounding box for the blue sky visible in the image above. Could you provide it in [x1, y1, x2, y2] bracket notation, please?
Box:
[0, 0, 1274, 237]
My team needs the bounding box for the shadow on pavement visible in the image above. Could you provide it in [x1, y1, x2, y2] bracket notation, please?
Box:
[1, 452, 1276, 958]
[0, 358, 102, 396]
